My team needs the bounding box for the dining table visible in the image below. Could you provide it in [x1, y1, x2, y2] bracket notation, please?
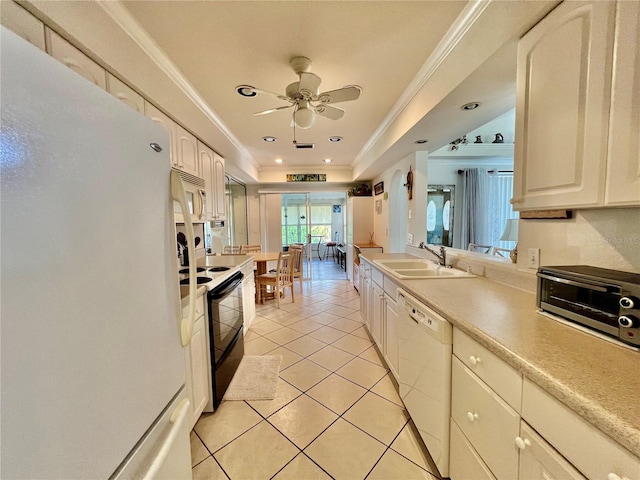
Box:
[250, 251, 281, 276]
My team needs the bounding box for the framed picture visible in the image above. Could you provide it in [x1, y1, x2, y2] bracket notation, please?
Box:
[375, 199, 382, 214]
[374, 181, 384, 196]
[332, 205, 342, 213]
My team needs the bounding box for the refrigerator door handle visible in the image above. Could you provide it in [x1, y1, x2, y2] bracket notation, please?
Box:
[141, 398, 191, 480]
[171, 170, 196, 347]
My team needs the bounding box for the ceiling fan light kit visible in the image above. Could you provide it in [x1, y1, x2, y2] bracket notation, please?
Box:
[239, 56, 361, 129]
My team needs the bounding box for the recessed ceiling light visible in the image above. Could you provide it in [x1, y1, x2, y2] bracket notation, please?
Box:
[415, 139, 428, 144]
[274, 158, 283, 164]
[236, 85, 257, 97]
[461, 102, 481, 111]
[262, 136, 277, 142]
[328, 136, 342, 142]
[323, 158, 332, 164]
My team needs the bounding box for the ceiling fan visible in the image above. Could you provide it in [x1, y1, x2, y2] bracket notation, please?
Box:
[236, 56, 361, 129]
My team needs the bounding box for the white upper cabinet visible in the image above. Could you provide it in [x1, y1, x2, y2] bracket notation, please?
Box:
[106, 73, 144, 114]
[144, 102, 199, 177]
[213, 154, 226, 221]
[604, 1, 640, 206]
[144, 102, 176, 167]
[175, 125, 199, 177]
[512, 1, 616, 210]
[199, 141, 226, 222]
[1, 1, 45, 50]
[45, 28, 106, 90]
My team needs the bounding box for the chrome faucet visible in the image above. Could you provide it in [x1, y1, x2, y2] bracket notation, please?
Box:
[419, 242, 447, 267]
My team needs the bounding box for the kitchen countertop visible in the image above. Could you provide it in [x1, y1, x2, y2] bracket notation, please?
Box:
[360, 252, 640, 458]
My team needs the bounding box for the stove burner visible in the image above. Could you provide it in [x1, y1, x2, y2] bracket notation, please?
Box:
[180, 276, 212, 285]
[209, 266, 231, 272]
[179, 267, 205, 274]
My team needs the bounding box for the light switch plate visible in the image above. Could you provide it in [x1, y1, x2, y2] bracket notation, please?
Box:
[527, 248, 540, 268]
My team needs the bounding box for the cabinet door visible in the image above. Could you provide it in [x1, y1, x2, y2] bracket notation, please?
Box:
[176, 125, 199, 176]
[371, 281, 384, 347]
[144, 102, 176, 168]
[384, 295, 399, 380]
[45, 28, 107, 89]
[213, 154, 226, 220]
[605, 1, 640, 206]
[359, 269, 368, 323]
[198, 141, 215, 220]
[513, 1, 615, 210]
[1, 1, 45, 50]
[518, 421, 586, 480]
[106, 73, 144, 114]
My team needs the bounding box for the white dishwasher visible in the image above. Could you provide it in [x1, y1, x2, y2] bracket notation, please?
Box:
[397, 289, 453, 478]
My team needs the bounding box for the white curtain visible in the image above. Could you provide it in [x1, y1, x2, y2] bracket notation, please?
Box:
[459, 169, 516, 250]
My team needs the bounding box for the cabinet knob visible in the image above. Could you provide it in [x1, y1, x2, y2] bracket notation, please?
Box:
[515, 436, 531, 450]
[607, 473, 630, 480]
[469, 355, 482, 366]
[466, 411, 478, 422]
[510, 197, 523, 204]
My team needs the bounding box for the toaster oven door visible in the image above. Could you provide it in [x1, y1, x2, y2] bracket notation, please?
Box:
[537, 272, 620, 336]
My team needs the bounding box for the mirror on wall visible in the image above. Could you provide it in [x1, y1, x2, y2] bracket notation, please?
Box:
[226, 175, 248, 246]
[426, 185, 454, 247]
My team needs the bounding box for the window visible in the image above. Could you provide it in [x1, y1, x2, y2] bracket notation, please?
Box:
[281, 204, 332, 246]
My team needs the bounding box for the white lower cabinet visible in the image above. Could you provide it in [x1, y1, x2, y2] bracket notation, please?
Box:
[517, 421, 586, 480]
[450, 419, 497, 480]
[450, 328, 640, 480]
[451, 356, 520, 480]
[182, 292, 211, 430]
[383, 294, 399, 379]
[522, 379, 640, 480]
[241, 261, 256, 331]
[360, 259, 400, 381]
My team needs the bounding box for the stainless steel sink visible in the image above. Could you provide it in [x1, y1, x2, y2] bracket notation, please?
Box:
[374, 259, 474, 279]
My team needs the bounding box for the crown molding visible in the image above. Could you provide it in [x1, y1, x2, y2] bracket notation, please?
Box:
[96, 0, 257, 169]
[354, 0, 492, 165]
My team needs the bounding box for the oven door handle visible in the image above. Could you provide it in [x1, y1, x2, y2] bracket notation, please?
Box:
[537, 273, 613, 292]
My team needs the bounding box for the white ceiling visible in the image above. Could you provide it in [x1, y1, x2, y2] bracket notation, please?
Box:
[36, 0, 557, 183]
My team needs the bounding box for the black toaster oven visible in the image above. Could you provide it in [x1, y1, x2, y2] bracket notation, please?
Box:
[537, 265, 640, 347]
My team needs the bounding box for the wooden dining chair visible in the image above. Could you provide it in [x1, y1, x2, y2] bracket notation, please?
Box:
[256, 252, 294, 308]
[240, 244, 262, 254]
[222, 245, 241, 254]
[491, 247, 511, 258]
[288, 244, 304, 292]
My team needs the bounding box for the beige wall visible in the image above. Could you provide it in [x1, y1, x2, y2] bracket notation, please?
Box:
[518, 208, 640, 272]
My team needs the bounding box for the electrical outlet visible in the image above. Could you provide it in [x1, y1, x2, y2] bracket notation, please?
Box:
[407, 233, 413, 245]
[527, 248, 540, 269]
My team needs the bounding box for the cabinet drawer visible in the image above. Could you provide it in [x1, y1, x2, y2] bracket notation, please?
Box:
[522, 379, 640, 480]
[383, 275, 399, 302]
[453, 328, 522, 410]
[449, 419, 497, 480]
[371, 265, 384, 287]
[518, 420, 586, 480]
[451, 356, 520, 480]
[182, 292, 205, 320]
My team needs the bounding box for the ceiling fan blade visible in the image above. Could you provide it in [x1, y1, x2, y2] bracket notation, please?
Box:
[254, 104, 294, 116]
[298, 72, 321, 97]
[314, 104, 344, 120]
[317, 85, 362, 104]
[237, 84, 290, 102]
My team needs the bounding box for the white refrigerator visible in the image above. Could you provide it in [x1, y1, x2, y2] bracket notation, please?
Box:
[1, 27, 194, 479]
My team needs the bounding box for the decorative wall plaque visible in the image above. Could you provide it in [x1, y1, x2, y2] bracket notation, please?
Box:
[286, 174, 327, 182]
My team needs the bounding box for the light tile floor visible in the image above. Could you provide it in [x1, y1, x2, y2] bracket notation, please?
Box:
[191, 261, 440, 480]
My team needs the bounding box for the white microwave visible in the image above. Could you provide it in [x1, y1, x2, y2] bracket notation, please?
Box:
[172, 169, 206, 223]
